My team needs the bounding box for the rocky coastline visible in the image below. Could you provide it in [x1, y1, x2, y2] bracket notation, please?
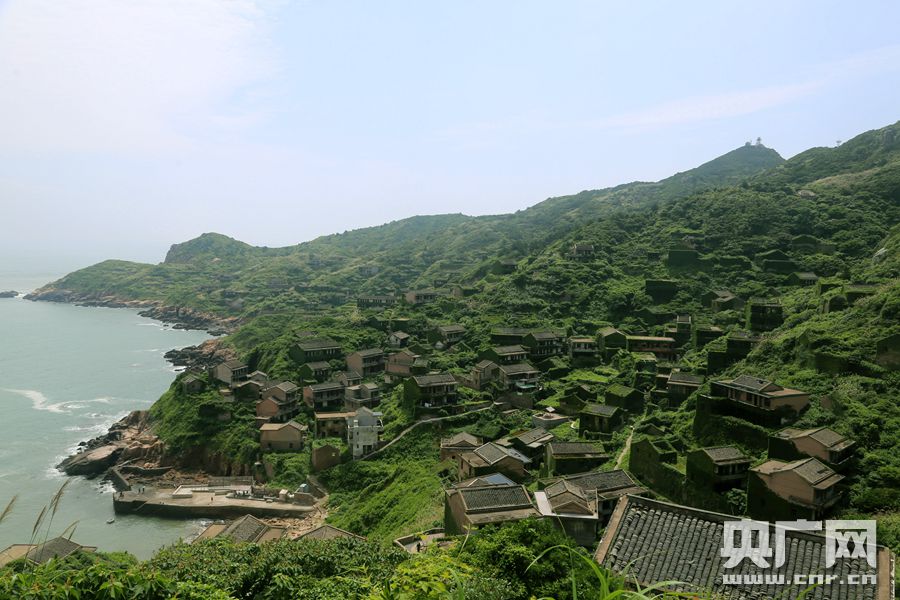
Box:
[23, 287, 236, 335]
[0, 290, 18, 298]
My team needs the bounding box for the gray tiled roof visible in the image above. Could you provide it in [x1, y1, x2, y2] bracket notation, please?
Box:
[791, 458, 840, 485]
[807, 427, 849, 449]
[351, 348, 383, 357]
[453, 472, 516, 488]
[727, 374, 781, 392]
[297, 337, 341, 350]
[221, 514, 269, 543]
[702, 446, 749, 463]
[514, 428, 554, 446]
[581, 403, 619, 417]
[668, 372, 704, 385]
[499, 362, 538, 375]
[26, 537, 82, 563]
[413, 373, 457, 386]
[492, 345, 527, 355]
[561, 469, 636, 493]
[548, 441, 605, 456]
[460, 484, 532, 512]
[597, 495, 883, 599]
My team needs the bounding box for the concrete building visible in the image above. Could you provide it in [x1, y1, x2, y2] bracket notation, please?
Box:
[748, 457, 844, 521]
[768, 426, 855, 470]
[346, 407, 383, 458]
[346, 348, 385, 377]
[259, 420, 307, 452]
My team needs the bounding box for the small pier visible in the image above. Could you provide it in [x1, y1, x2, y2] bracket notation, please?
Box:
[113, 485, 317, 519]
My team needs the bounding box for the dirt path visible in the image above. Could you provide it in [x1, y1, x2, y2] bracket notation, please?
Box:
[615, 425, 635, 469]
[361, 405, 493, 460]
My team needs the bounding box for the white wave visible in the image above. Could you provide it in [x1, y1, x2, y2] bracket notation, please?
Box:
[2, 388, 69, 413]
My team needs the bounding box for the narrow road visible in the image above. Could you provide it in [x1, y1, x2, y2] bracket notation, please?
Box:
[615, 425, 635, 470]
[361, 406, 493, 460]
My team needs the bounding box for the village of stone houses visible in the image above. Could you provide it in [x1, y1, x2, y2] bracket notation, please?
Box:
[8, 125, 900, 598]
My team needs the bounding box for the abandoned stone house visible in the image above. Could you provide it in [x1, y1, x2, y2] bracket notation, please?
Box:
[356, 295, 396, 309]
[435, 324, 466, 345]
[568, 336, 599, 360]
[384, 349, 427, 382]
[458, 442, 531, 482]
[314, 411, 356, 439]
[541, 469, 647, 525]
[490, 327, 531, 346]
[664, 371, 704, 404]
[181, 373, 205, 394]
[604, 383, 645, 413]
[710, 374, 810, 417]
[387, 330, 410, 347]
[407, 373, 459, 407]
[404, 289, 439, 304]
[597, 326, 627, 358]
[439, 431, 483, 461]
[291, 337, 342, 364]
[768, 426, 854, 470]
[570, 242, 595, 259]
[211, 360, 248, 386]
[545, 441, 607, 476]
[333, 370, 362, 387]
[303, 381, 346, 412]
[508, 428, 555, 462]
[788, 271, 819, 286]
[579, 403, 621, 436]
[299, 361, 331, 382]
[703, 289, 744, 312]
[444, 483, 538, 535]
[344, 382, 382, 410]
[685, 446, 751, 491]
[746, 298, 784, 331]
[259, 420, 307, 452]
[625, 335, 677, 361]
[523, 331, 565, 359]
[692, 324, 724, 347]
[346, 348, 385, 377]
[255, 395, 298, 423]
[497, 362, 540, 392]
[483, 344, 529, 364]
[533, 480, 599, 546]
[748, 457, 844, 521]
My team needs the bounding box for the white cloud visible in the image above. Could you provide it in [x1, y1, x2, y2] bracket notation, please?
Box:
[0, 0, 277, 154]
[588, 81, 823, 132]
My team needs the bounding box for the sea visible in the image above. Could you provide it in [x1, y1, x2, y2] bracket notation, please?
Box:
[0, 270, 212, 559]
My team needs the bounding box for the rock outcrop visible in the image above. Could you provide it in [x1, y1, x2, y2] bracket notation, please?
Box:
[0, 290, 18, 298]
[24, 289, 236, 335]
[58, 411, 162, 477]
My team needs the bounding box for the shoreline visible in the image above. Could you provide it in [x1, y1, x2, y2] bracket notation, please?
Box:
[23, 288, 238, 336]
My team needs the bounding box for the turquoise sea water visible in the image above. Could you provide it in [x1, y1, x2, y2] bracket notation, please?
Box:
[0, 273, 212, 559]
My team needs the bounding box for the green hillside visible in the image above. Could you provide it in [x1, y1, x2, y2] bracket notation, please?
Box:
[16, 119, 900, 598]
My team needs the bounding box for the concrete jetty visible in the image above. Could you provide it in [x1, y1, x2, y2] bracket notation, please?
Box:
[113, 488, 316, 519]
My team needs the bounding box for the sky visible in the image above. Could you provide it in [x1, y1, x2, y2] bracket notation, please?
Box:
[1, 1, 900, 272]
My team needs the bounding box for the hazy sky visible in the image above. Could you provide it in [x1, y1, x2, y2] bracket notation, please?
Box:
[2, 1, 900, 271]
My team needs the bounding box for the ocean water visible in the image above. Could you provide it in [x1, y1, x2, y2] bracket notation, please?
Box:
[0, 273, 212, 559]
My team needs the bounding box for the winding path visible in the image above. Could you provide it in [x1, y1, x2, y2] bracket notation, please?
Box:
[615, 425, 636, 470]
[361, 406, 493, 460]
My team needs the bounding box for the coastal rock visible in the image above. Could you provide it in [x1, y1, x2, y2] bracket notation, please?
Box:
[164, 338, 235, 370]
[24, 288, 236, 335]
[59, 445, 123, 477]
[0, 290, 18, 298]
